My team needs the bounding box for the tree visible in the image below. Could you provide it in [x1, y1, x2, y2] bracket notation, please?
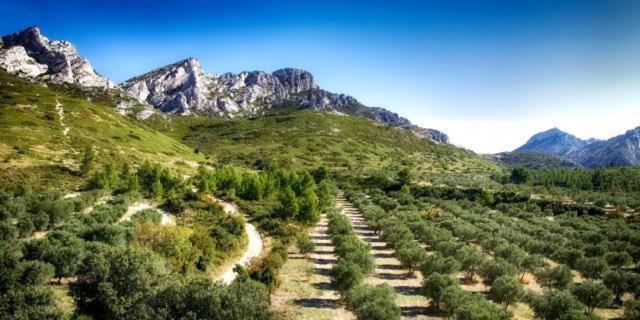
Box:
[296, 236, 316, 258]
[624, 299, 640, 320]
[575, 257, 608, 280]
[606, 251, 633, 269]
[0, 222, 18, 241]
[536, 265, 574, 290]
[70, 246, 169, 318]
[152, 177, 163, 199]
[330, 260, 364, 296]
[480, 258, 517, 287]
[298, 187, 320, 223]
[511, 168, 530, 184]
[422, 273, 459, 308]
[490, 276, 524, 310]
[572, 280, 613, 315]
[396, 241, 428, 275]
[526, 290, 583, 320]
[80, 146, 94, 176]
[456, 246, 485, 281]
[346, 284, 401, 320]
[276, 186, 299, 220]
[397, 167, 412, 186]
[518, 254, 545, 281]
[420, 253, 460, 277]
[602, 270, 628, 304]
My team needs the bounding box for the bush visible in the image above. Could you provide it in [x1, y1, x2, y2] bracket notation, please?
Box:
[296, 235, 316, 258]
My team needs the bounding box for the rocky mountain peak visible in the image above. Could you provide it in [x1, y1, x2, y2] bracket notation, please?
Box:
[515, 127, 597, 157]
[0, 26, 114, 88]
[272, 68, 317, 92]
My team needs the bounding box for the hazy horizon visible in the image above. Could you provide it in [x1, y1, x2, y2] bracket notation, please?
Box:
[3, 0, 640, 153]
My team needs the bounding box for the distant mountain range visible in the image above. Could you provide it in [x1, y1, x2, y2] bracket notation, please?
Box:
[512, 127, 640, 167]
[0, 26, 449, 143]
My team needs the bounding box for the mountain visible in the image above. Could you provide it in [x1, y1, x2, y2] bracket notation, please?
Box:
[568, 126, 640, 167]
[120, 58, 449, 143]
[514, 128, 599, 157]
[0, 27, 448, 144]
[513, 127, 640, 167]
[0, 27, 114, 88]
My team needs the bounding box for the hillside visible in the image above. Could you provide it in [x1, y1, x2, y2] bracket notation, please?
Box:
[486, 151, 581, 169]
[146, 109, 497, 174]
[0, 69, 203, 190]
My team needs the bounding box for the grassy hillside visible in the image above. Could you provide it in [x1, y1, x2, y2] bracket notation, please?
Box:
[0, 70, 203, 190]
[146, 109, 498, 174]
[485, 151, 581, 169]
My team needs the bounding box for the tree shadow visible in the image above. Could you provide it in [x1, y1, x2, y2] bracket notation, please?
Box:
[294, 298, 339, 309]
[311, 257, 337, 265]
[312, 282, 334, 290]
[401, 305, 443, 318]
[315, 267, 332, 276]
[373, 252, 395, 259]
[377, 272, 410, 280]
[377, 263, 405, 270]
[394, 285, 422, 295]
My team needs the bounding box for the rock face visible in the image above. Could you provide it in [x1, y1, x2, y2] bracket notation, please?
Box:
[0, 26, 114, 88]
[121, 58, 449, 143]
[0, 46, 48, 77]
[514, 127, 640, 167]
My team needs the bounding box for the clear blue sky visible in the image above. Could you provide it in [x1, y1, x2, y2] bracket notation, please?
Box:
[3, 0, 640, 153]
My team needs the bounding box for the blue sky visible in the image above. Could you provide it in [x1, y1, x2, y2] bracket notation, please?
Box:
[3, 0, 640, 153]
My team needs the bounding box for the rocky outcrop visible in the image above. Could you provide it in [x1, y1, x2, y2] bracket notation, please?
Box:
[0, 26, 113, 88]
[120, 58, 450, 143]
[0, 46, 48, 77]
[514, 127, 640, 167]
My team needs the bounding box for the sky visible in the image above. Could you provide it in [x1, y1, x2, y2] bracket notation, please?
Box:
[3, 0, 640, 153]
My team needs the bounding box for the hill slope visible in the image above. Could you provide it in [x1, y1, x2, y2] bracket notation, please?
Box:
[0, 69, 203, 189]
[146, 109, 496, 174]
[486, 151, 581, 169]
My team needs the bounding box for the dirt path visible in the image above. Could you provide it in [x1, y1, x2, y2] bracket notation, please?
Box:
[213, 198, 264, 285]
[55, 99, 70, 138]
[337, 191, 435, 319]
[118, 200, 175, 226]
[271, 215, 354, 320]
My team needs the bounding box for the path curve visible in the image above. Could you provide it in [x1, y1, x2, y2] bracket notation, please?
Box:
[214, 198, 264, 284]
[118, 200, 175, 226]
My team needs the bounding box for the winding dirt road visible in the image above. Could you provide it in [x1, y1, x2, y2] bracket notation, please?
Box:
[214, 198, 264, 284]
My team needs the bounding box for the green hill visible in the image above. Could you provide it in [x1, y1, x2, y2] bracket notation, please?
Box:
[485, 151, 581, 169]
[0, 70, 203, 190]
[146, 109, 498, 174]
